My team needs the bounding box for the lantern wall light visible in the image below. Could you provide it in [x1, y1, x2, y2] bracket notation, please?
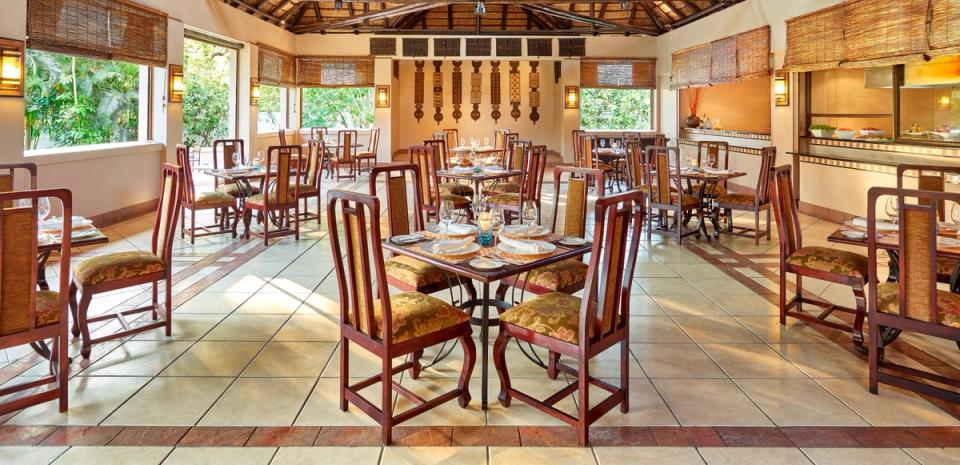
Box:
[0, 38, 25, 98]
[250, 79, 261, 106]
[774, 71, 789, 107]
[564, 86, 580, 109]
[375, 85, 390, 108]
[168, 64, 184, 103]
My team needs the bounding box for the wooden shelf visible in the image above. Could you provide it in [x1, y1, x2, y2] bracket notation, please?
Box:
[809, 113, 893, 118]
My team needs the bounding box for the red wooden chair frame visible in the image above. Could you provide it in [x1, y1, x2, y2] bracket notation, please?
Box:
[356, 127, 379, 173]
[176, 145, 237, 244]
[409, 145, 473, 222]
[329, 129, 358, 181]
[713, 146, 776, 245]
[0, 162, 38, 193]
[241, 145, 301, 245]
[489, 145, 547, 223]
[296, 139, 325, 224]
[643, 146, 703, 244]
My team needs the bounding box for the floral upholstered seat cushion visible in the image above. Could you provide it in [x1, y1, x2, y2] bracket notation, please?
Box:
[500, 292, 591, 344]
[785, 246, 868, 281]
[0, 291, 61, 336]
[514, 259, 588, 292]
[385, 255, 447, 289]
[492, 182, 522, 194]
[371, 292, 470, 342]
[74, 251, 165, 286]
[218, 184, 260, 197]
[597, 163, 614, 172]
[439, 193, 472, 209]
[356, 151, 376, 159]
[290, 183, 318, 195]
[688, 183, 727, 196]
[937, 257, 960, 277]
[246, 192, 296, 207]
[489, 193, 520, 207]
[194, 191, 235, 207]
[876, 282, 960, 328]
[668, 192, 700, 209]
[440, 182, 475, 197]
[716, 193, 755, 207]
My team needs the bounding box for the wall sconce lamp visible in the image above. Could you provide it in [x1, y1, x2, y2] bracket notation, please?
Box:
[168, 64, 184, 103]
[564, 86, 580, 109]
[250, 79, 261, 106]
[0, 38, 25, 98]
[774, 71, 789, 106]
[375, 85, 390, 108]
[940, 94, 952, 109]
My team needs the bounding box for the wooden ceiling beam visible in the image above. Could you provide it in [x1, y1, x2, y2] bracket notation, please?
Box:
[640, 2, 667, 32]
[519, 3, 658, 35]
[292, 1, 444, 32]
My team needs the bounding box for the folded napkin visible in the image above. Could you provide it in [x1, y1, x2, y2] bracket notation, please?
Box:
[431, 238, 473, 254]
[703, 168, 730, 175]
[499, 236, 543, 254]
[852, 217, 897, 231]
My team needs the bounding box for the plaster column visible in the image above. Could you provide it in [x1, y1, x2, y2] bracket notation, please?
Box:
[161, 19, 185, 164]
[238, 44, 257, 154]
[559, 59, 581, 163]
[0, 0, 26, 171]
[374, 57, 393, 163]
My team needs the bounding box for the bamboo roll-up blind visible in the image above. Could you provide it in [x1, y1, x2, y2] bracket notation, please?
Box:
[27, 0, 167, 67]
[297, 57, 374, 87]
[258, 45, 296, 87]
[840, 0, 929, 68]
[737, 26, 771, 80]
[709, 37, 738, 83]
[671, 44, 711, 89]
[581, 59, 656, 89]
[783, 4, 844, 72]
[929, 0, 960, 57]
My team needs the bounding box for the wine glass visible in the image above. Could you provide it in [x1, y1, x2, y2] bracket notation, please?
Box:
[439, 200, 455, 234]
[522, 200, 539, 233]
[951, 203, 960, 227]
[232, 152, 241, 168]
[491, 208, 505, 240]
[37, 197, 51, 223]
[885, 197, 900, 222]
[599, 139, 607, 149]
[483, 137, 490, 147]
[707, 152, 717, 169]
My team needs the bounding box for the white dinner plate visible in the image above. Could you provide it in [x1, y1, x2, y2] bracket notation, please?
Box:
[840, 230, 867, 239]
[558, 236, 587, 247]
[503, 224, 550, 238]
[470, 258, 505, 271]
[421, 240, 480, 256]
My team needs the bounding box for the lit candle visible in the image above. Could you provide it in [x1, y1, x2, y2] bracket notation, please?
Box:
[478, 211, 492, 232]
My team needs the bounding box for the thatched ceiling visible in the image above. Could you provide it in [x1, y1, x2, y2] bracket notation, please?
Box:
[222, 1, 744, 36]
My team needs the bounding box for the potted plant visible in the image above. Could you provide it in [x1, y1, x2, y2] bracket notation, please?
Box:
[685, 88, 703, 128]
[809, 124, 836, 138]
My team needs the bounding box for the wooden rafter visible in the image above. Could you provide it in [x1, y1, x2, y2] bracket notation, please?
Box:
[292, 2, 443, 33]
[519, 4, 659, 35]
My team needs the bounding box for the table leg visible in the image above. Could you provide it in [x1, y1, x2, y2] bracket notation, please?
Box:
[37, 250, 52, 291]
[480, 282, 490, 410]
[886, 250, 900, 283]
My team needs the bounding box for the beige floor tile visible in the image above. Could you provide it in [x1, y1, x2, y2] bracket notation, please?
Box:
[241, 341, 335, 377]
[295, 292, 341, 315]
[295, 377, 385, 426]
[0, 446, 67, 465]
[802, 448, 922, 465]
[51, 446, 171, 465]
[631, 343, 726, 379]
[692, 278, 757, 297]
[673, 316, 763, 344]
[394, 377, 484, 427]
[595, 447, 704, 465]
[485, 376, 575, 427]
[904, 448, 960, 465]
[490, 447, 597, 465]
[103, 376, 231, 426]
[668, 263, 731, 279]
[701, 343, 805, 379]
[176, 292, 252, 314]
[162, 447, 275, 465]
[651, 294, 727, 316]
[199, 377, 315, 426]
[8, 376, 150, 426]
[79, 340, 193, 377]
[638, 278, 702, 295]
[698, 447, 812, 465]
[734, 317, 832, 344]
[128, 313, 227, 341]
[710, 294, 779, 316]
[635, 261, 680, 278]
[774, 344, 866, 379]
[204, 274, 270, 293]
[160, 341, 265, 377]
[236, 292, 308, 315]
[630, 317, 693, 343]
[264, 275, 326, 294]
[270, 447, 381, 465]
[381, 447, 487, 465]
[201, 314, 289, 341]
[816, 379, 960, 426]
[736, 379, 867, 427]
[593, 378, 678, 426]
[653, 379, 772, 426]
[630, 294, 667, 316]
[272, 314, 340, 342]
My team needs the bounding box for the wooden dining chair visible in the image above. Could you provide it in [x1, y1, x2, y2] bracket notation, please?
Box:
[329, 129, 358, 181]
[212, 139, 260, 198]
[242, 145, 301, 245]
[488, 145, 547, 223]
[689, 141, 730, 197]
[494, 128, 510, 153]
[581, 136, 615, 191]
[327, 190, 476, 444]
[425, 138, 474, 198]
[176, 146, 237, 244]
[623, 140, 648, 191]
[770, 165, 868, 347]
[278, 128, 288, 146]
[310, 127, 328, 141]
[294, 139, 324, 224]
[0, 188, 71, 415]
[409, 145, 473, 222]
[70, 164, 181, 359]
[643, 146, 702, 244]
[896, 164, 960, 290]
[712, 146, 776, 245]
[572, 129, 586, 167]
[356, 128, 379, 173]
[866, 186, 960, 403]
[496, 166, 604, 302]
[442, 128, 459, 151]
[0, 162, 38, 193]
[487, 139, 531, 195]
[494, 190, 644, 446]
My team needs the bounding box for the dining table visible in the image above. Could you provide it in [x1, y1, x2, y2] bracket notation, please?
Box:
[672, 168, 747, 239]
[438, 167, 522, 205]
[449, 146, 503, 157]
[382, 231, 592, 409]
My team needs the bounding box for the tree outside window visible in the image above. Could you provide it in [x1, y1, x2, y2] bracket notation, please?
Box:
[182, 39, 231, 151]
[301, 87, 374, 129]
[579, 88, 653, 131]
[258, 85, 283, 132]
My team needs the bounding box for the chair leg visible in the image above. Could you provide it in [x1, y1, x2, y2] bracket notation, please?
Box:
[190, 210, 196, 245]
[77, 290, 94, 359]
[546, 351, 560, 380]
[56, 335, 68, 412]
[381, 355, 393, 445]
[754, 211, 761, 245]
[779, 270, 787, 326]
[869, 317, 879, 394]
[494, 283, 509, 304]
[851, 283, 867, 349]
[294, 205, 300, 241]
[69, 282, 81, 338]
[493, 331, 512, 407]
[242, 210, 252, 239]
[165, 276, 173, 337]
[262, 210, 270, 246]
[620, 339, 629, 413]
[766, 208, 771, 241]
[410, 350, 424, 379]
[151, 281, 159, 320]
[577, 358, 590, 447]
[340, 337, 349, 411]
[180, 208, 186, 239]
[458, 334, 476, 408]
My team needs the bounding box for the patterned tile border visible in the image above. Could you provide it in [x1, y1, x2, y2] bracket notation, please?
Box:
[681, 128, 772, 141]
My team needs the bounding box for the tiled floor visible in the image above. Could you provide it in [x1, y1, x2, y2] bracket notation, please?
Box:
[1, 174, 958, 464]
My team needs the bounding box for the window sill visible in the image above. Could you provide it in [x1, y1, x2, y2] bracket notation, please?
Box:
[26, 141, 165, 166]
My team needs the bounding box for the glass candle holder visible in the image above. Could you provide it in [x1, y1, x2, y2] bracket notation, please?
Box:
[477, 211, 493, 246]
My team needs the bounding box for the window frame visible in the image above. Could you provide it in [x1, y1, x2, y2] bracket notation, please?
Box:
[578, 86, 657, 132]
[256, 84, 288, 134]
[298, 86, 376, 130]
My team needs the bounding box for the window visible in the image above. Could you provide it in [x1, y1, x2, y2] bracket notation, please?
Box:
[182, 38, 235, 149]
[24, 49, 144, 150]
[301, 87, 374, 129]
[899, 57, 960, 143]
[579, 88, 653, 131]
[258, 84, 285, 132]
[808, 66, 894, 141]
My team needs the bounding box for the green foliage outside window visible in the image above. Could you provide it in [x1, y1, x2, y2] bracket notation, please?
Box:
[258, 84, 282, 131]
[301, 87, 374, 129]
[182, 39, 231, 149]
[25, 50, 140, 150]
[579, 88, 653, 131]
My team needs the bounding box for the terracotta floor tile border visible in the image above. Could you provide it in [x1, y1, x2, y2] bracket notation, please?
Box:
[178, 426, 255, 447]
[107, 426, 189, 446]
[246, 426, 321, 447]
[451, 426, 521, 446]
[39, 425, 124, 446]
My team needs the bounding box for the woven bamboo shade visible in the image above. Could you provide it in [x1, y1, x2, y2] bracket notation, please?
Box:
[671, 44, 711, 89]
[297, 56, 373, 87]
[929, 0, 960, 57]
[737, 26, 771, 80]
[581, 59, 657, 89]
[841, 0, 928, 68]
[783, 4, 844, 72]
[258, 45, 295, 87]
[710, 37, 738, 83]
[27, 0, 167, 67]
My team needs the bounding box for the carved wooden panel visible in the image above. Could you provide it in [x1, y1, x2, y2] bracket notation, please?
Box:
[452, 61, 463, 122]
[554, 61, 561, 83]
[558, 38, 586, 57]
[370, 38, 396, 56]
[470, 61, 482, 122]
[497, 38, 522, 57]
[403, 38, 429, 57]
[527, 39, 552, 57]
[490, 61, 501, 123]
[434, 38, 460, 57]
[414, 60, 425, 122]
[529, 61, 540, 124]
[432, 61, 443, 124]
[466, 38, 491, 56]
[509, 61, 521, 121]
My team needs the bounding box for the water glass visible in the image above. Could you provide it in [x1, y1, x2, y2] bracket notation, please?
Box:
[491, 208, 505, 242]
[439, 200, 455, 234]
[522, 200, 538, 232]
[232, 152, 241, 168]
[885, 197, 900, 222]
